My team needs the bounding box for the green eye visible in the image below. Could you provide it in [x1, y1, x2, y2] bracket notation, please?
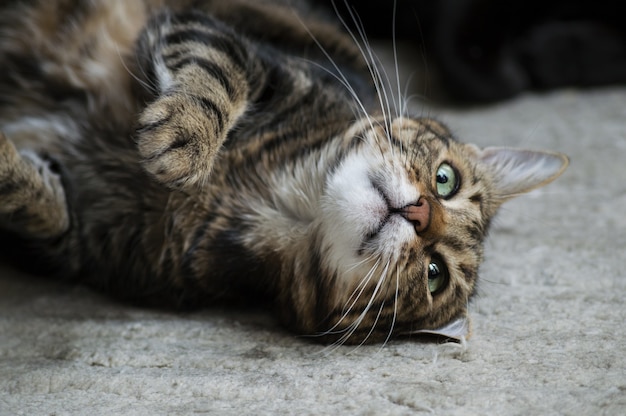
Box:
[436, 163, 458, 197]
[428, 257, 449, 294]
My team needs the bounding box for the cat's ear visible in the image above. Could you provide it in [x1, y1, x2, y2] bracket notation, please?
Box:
[404, 315, 471, 342]
[477, 147, 569, 200]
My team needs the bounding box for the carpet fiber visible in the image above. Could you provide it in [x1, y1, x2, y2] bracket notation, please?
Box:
[1, 62, 625, 415]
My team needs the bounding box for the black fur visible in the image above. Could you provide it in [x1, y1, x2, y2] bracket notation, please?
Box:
[335, 0, 626, 102]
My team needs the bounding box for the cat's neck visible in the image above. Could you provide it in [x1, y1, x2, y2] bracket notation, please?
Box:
[240, 135, 342, 250]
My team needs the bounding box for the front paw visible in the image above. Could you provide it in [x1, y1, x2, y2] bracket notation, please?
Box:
[0, 131, 22, 180]
[0, 133, 69, 238]
[137, 94, 223, 189]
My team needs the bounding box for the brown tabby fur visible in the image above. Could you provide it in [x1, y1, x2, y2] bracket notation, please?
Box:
[0, 0, 568, 344]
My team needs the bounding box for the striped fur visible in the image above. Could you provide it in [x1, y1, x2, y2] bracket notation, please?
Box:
[0, 0, 568, 344]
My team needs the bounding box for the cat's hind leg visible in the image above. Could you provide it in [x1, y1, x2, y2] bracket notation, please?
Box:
[0, 132, 69, 239]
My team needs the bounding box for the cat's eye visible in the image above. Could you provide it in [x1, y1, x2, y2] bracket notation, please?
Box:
[435, 163, 459, 198]
[428, 257, 449, 294]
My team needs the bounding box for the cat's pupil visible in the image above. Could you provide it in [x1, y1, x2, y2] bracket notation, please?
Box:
[428, 261, 442, 294]
[435, 163, 458, 197]
[428, 258, 448, 294]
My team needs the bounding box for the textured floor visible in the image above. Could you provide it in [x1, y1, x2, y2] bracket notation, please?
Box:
[1, 71, 625, 414]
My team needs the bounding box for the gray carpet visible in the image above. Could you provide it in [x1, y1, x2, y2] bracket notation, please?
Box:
[1, 62, 626, 414]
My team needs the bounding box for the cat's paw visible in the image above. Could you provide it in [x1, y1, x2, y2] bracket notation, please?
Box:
[137, 94, 224, 190]
[0, 132, 69, 238]
[0, 131, 22, 180]
[18, 151, 70, 236]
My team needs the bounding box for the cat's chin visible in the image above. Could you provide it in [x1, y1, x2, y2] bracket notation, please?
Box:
[319, 149, 418, 281]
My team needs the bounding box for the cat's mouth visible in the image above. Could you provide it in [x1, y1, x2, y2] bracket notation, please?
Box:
[358, 181, 422, 254]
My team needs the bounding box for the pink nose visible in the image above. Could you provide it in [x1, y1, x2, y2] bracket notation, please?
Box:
[401, 197, 431, 233]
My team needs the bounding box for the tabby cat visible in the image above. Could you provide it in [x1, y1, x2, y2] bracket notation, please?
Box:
[0, 0, 568, 345]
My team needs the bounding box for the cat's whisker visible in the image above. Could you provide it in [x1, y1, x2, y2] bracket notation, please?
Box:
[107, 20, 159, 96]
[372, 55, 400, 147]
[391, 0, 402, 120]
[357, 41, 405, 143]
[100, 27, 157, 93]
[290, 7, 376, 132]
[330, 1, 397, 156]
[366, 54, 398, 149]
[350, 300, 386, 352]
[346, 25, 398, 130]
[333, 257, 381, 328]
[328, 257, 390, 349]
[317, 255, 389, 351]
[342, 258, 392, 348]
[301, 59, 374, 129]
[403, 91, 427, 114]
[398, 69, 424, 120]
[380, 265, 400, 350]
[344, 252, 377, 274]
[312, 256, 381, 347]
[115, 42, 156, 96]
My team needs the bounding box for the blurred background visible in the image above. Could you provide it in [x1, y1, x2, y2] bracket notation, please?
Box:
[328, 0, 626, 103]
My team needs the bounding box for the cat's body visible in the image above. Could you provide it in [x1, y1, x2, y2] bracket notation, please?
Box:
[0, 0, 567, 344]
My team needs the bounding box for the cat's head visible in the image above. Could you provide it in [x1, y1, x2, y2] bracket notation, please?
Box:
[300, 116, 568, 345]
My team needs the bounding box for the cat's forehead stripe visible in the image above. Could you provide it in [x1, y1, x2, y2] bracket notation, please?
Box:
[402, 125, 451, 148]
[440, 235, 468, 252]
[459, 263, 478, 286]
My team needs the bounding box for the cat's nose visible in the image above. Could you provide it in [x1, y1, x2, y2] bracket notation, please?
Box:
[401, 197, 431, 233]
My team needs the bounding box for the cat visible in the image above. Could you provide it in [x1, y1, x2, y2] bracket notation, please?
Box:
[0, 0, 568, 345]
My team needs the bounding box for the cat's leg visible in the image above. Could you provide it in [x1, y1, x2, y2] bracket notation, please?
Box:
[135, 12, 256, 190]
[0, 132, 69, 239]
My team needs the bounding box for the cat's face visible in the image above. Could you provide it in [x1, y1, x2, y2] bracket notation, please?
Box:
[308, 116, 568, 344]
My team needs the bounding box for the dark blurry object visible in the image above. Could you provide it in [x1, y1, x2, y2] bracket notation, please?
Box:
[330, 0, 626, 102]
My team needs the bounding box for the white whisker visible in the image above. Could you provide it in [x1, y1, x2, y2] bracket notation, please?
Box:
[355, 300, 386, 350]
[344, 252, 377, 274]
[110, 29, 157, 96]
[380, 265, 400, 350]
[300, 58, 373, 126]
[330, 2, 397, 139]
[338, 258, 391, 350]
[312, 257, 381, 351]
[332, 258, 381, 329]
[290, 7, 378, 137]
